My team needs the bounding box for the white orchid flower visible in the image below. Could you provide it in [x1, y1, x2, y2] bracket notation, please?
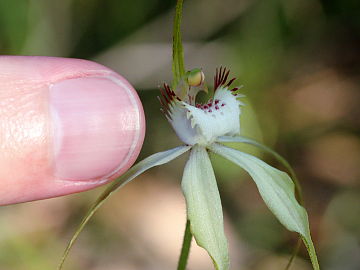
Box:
[58, 67, 319, 270]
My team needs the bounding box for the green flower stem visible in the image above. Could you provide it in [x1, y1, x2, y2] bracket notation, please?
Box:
[172, 1, 192, 269]
[177, 220, 192, 270]
[172, 0, 185, 88]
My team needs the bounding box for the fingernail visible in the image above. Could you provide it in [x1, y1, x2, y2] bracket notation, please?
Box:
[49, 75, 145, 181]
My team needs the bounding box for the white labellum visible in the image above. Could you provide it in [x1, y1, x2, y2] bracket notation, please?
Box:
[170, 87, 243, 145]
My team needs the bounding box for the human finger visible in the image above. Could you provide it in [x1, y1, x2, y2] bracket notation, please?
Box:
[0, 56, 145, 205]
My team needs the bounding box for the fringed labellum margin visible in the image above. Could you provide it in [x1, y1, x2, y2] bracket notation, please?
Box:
[159, 67, 244, 146]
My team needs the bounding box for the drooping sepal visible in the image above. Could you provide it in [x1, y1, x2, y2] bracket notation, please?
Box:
[181, 145, 229, 270]
[209, 143, 320, 270]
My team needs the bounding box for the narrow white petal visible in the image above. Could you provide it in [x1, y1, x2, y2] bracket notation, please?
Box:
[58, 145, 191, 269]
[217, 136, 297, 181]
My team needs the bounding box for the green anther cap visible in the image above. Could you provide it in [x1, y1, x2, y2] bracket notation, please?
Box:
[186, 68, 205, 87]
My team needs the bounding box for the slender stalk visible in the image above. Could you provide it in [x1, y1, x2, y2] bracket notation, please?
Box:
[177, 220, 192, 270]
[172, 1, 192, 269]
[172, 0, 185, 88]
[285, 238, 302, 270]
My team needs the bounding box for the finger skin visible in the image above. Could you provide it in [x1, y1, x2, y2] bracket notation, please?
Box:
[0, 56, 145, 205]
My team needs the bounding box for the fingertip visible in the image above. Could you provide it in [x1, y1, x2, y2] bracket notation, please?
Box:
[0, 56, 145, 204]
[50, 75, 145, 182]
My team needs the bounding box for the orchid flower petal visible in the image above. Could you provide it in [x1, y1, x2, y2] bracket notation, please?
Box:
[209, 143, 320, 270]
[217, 135, 303, 199]
[58, 145, 191, 270]
[181, 145, 229, 270]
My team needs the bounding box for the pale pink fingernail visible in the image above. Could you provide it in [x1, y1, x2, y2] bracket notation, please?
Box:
[49, 75, 145, 181]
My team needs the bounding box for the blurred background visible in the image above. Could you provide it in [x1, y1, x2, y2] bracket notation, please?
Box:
[0, 0, 359, 269]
